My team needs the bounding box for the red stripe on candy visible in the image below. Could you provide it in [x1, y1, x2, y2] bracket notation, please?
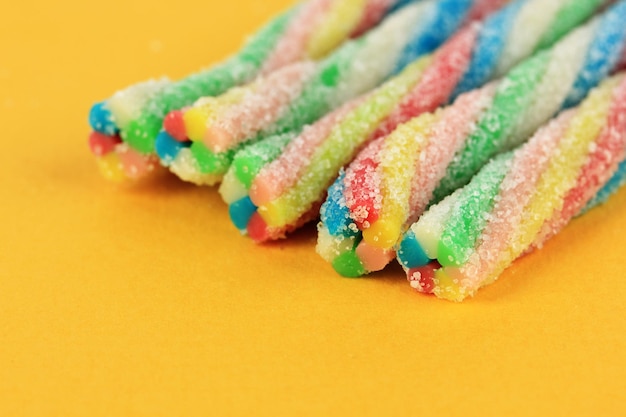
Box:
[372, 25, 479, 139]
[407, 261, 442, 294]
[88, 131, 122, 156]
[344, 137, 385, 228]
[163, 109, 189, 142]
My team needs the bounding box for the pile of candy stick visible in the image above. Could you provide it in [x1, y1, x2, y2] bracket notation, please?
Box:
[317, 0, 626, 277]
[88, 0, 626, 302]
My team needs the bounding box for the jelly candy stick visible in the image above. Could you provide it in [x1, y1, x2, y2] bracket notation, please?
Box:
[159, 0, 507, 186]
[318, 1, 626, 277]
[88, 0, 413, 180]
[397, 74, 626, 301]
[221, 0, 604, 242]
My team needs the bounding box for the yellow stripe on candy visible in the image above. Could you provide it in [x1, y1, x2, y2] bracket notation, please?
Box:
[490, 76, 622, 283]
[362, 112, 439, 249]
[433, 268, 465, 302]
[96, 152, 128, 183]
[307, 0, 367, 59]
[259, 57, 431, 228]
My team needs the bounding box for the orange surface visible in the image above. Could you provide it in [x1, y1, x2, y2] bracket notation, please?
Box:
[1, 1, 626, 416]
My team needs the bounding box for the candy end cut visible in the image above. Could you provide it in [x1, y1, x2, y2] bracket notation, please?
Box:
[407, 261, 441, 294]
[183, 107, 209, 142]
[155, 131, 188, 164]
[163, 110, 189, 142]
[332, 251, 366, 278]
[88, 131, 122, 157]
[89, 102, 118, 135]
[355, 242, 395, 273]
[229, 197, 258, 232]
[398, 232, 431, 269]
[362, 220, 400, 249]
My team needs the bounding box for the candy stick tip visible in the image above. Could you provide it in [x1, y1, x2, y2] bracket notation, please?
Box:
[163, 110, 189, 142]
[89, 102, 118, 136]
[331, 250, 366, 278]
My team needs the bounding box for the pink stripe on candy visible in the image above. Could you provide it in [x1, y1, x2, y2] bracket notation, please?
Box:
[261, 0, 333, 74]
[204, 62, 316, 153]
[459, 112, 576, 288]
[406, 84, 498, 225]
[355, 244, 396, 271]
[250, 99, 362, 206]
[533, 77, 626, 248]
[372, 26, 479, 139]
[351, 0, 394, 38]
[464, 0, 509, 25]
[116, 144, 160, 180]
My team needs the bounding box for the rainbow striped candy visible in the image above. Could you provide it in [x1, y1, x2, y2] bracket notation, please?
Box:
[157, 0, 509, 186]
[317, 0, 626, 277]
[87, 0, 416, 181]
[219, 0, 605, 242]
[397, 74, 626, 301]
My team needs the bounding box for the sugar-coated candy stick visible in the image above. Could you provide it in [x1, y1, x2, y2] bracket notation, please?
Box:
[318, 1, 626, 277]
[221, 0, 604, 242]
[88, 0, 412, 181]
[397, 74, 626, 301]
[161, 0, 508, 186]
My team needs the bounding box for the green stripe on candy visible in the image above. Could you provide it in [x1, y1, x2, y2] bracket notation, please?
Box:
[191, 142, 238, 176]
[535, 0, 604, 51]
[232, 133, 295, 188]
[437, 153, 513, 267]
[432, 52, 550, 202]
[121, 10, 296, 154]
[270, 39, 365, 136]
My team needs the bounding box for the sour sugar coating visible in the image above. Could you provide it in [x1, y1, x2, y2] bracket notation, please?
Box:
[219, 0, 597, 242]
[318, 0, 626, 278]
[88, 0, 412, 181]
[397, 74, 626, 301]
[160, 0, 508, 187]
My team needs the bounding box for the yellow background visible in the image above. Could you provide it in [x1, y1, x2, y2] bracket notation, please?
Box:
[1, 1, 626, 415]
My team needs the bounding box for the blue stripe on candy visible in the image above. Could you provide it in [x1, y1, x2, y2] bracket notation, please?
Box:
[397, 230, 431, 268]
[562, 2, 626, 109]
[451, 0, 525, 99]
[389, 0, 421, 13]
[393, 0, 474, 74]
[582, 159, 626, 214]
[321, 171, 359, 237]
[229, 197, 258, 232]
[89, 102, 118, 135]
[155, 131, 190, 164]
